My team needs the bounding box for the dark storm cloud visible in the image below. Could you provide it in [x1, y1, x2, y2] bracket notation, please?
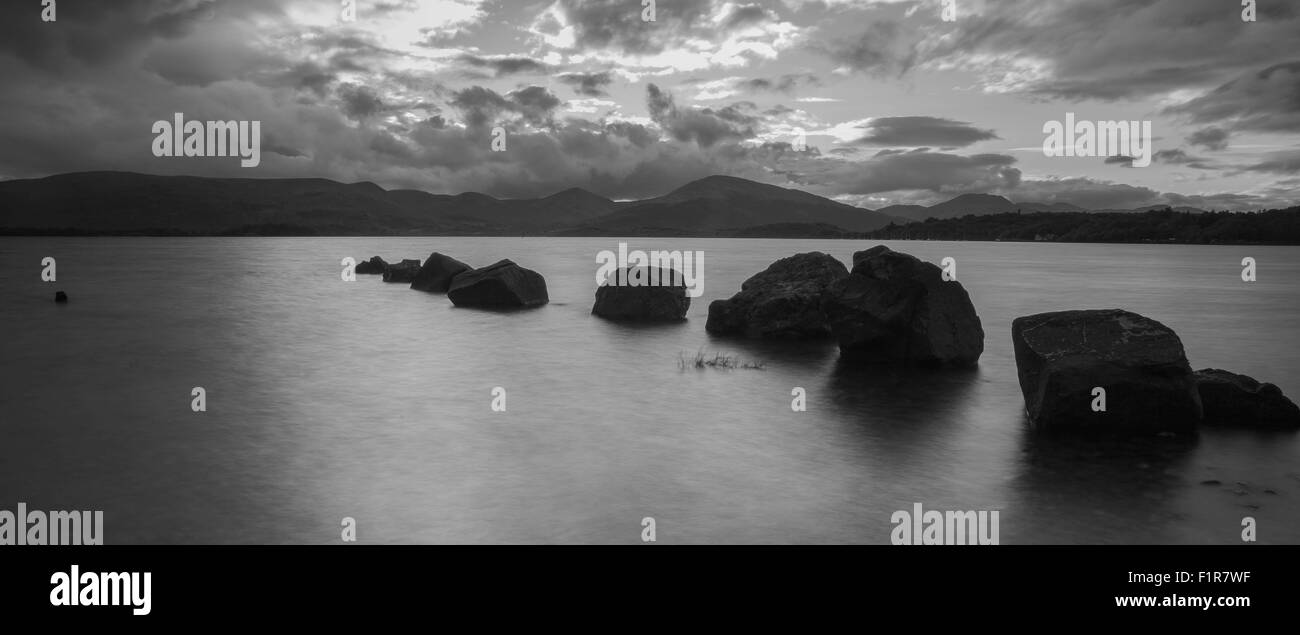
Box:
[1165, 62, 1300, 133]
[281, 62, 337, 97]
[556, 71, 614, 96]
[736, 73, 819, 94]
[509, 86, 563, 124]
[816, 20, 915, 77]
[457, 54, 550, 77]
[720, 3, 773, 29]
[338, 83, 385, 120]
[1187, 127, 1230, 151]
[646, 84, 757, 148]
[853, 117, 998, 149]
[449, 85, 562, 128]
[1153, 149, 1217, 169]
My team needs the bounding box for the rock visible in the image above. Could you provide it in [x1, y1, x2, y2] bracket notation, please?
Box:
[705, 252, 848, 338]
[1194, 368, 1300, 429]
[355, 256, 387, 275]
[1011, 309, 1201, 433]
[448, 259, 549, 308]
[54, 291, 67, 303]
[592, 267, 690, 321]
[820, 245, 984, 366]
[410, 252, 472, 292]
[382, 259, 421, 283]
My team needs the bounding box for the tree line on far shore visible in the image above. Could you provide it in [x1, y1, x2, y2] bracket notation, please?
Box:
[861, 207, 1300, 244]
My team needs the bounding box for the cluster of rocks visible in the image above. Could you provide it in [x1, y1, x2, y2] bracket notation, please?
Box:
[357, 253, 548, 308]
[704, 247, 984, 367]
[1011, 309, 1300, 433]
[699, 245, 1297, 433]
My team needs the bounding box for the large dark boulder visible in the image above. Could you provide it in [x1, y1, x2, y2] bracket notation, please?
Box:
[448, 259, 549, 308]
[356, 256, 387, 275]
[1011, 309, 1201, 433]
[411, 252, 472, 292]
[705, 252, 848, 338]
[820, 245, 983, 366]
[382, 259, 421, 283]
[592, 267, 690, 321]
[1195, 369, 1300, 430]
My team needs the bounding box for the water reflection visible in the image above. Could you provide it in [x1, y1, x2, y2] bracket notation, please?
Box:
[1008, 414, 1200, 543]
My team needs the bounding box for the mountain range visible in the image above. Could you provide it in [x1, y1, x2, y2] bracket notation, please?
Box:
[0, 171, 1216, 236]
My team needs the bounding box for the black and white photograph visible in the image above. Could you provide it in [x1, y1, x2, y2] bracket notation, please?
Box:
[0, 0, 1297, 617]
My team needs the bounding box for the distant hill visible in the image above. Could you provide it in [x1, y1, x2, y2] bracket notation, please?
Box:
[0, 171, 1275, 237]
[579, 175, 895, 234]
[0, 171, 892, 236]
[923, 193, 1016, 219]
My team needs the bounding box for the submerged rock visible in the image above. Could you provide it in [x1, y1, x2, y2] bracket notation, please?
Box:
[382, 259, 421, 283]
[355, 256, 387, 275]
[820, 245, 983, 366]
[1195, 369, 1300, 430]
[1011, 309, 1201, 433]
[705, 252, 848, 338]
[410, 252, 472, 292]
[448, 259, 549, 308]
[592, 267, 690, 321]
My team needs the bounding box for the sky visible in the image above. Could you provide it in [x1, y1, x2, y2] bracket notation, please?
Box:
[0, 0, 1297, 210]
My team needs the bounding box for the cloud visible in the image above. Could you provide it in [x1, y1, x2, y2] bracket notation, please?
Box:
[1186, 127, 1230, 151]
[1241, 150, 1300, 175]
[338, 84, 385, 120]
[1002, 177, 1163, 210]
[1104, 155, 1134, 168]
[1152, 149, 1217, 169]
[646, 84, 757, 147]
[449, 85, 563, 128]
[853, 116, 998, 148]
[457, 54, 550, 77]
[816, 20, 915, 77]
[530, 0, 802, 72]
[824, 0, 1300, 101]
[799, 149, 1022, 196]
[556, 71, 614, 96]
[1165, 62, 1300, 134]
[540, 0, 716, 55]
[735, 72, 820, 93]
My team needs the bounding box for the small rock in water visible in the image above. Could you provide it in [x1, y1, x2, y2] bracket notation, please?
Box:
[411, 252, 473, 293]
[448, 259, 549, 308]
[1195, 368, 1300, 430]
[1199, 480, 1221, 486]
[355, 256, 388, 275]
[593, 266, 690, 321]
[382, 259, 422, 283]
[54, 291, 68, 303]
[1264, 489, 1278, 495]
